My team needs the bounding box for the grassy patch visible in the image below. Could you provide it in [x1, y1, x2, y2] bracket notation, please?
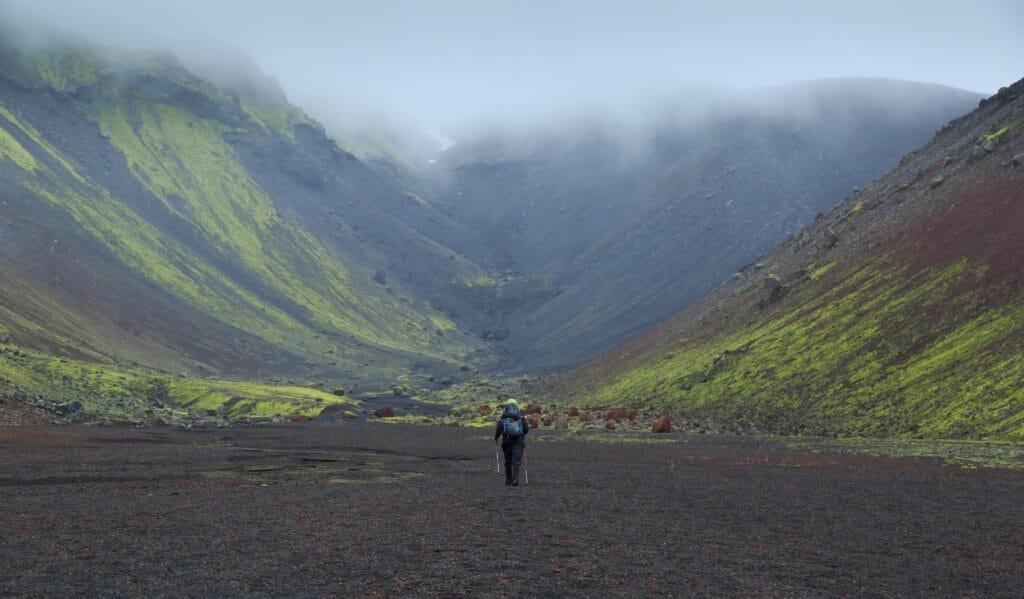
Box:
[0, 344, 354, 422]
[586, 256, 1024, 440]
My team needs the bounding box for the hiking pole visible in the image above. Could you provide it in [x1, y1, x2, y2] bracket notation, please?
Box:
[523, 447, 529, 485]
[495, 442, 501, 474]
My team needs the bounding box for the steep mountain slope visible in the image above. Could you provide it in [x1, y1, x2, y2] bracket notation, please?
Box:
[435, 80, 982, 369]
[0, 37, 495, 384]
[551, 78, 1024, 440]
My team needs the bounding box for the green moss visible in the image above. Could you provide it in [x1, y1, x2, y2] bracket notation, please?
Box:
[20, 47, 106, 92]
[0, 109, 40, 172]
[586, 256, 1024, 440]
[0, 54, 483, 371]
[983, 118, 1022, 144]
[809, 261, 836, 281]
[0, 344, 351, 421]
[240, 99, 309, 139]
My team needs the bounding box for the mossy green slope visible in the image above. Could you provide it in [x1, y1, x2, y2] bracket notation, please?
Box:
[0, 39, 493, 384]
[0, 341, 352, 424]
[554, 78, 1024, 440]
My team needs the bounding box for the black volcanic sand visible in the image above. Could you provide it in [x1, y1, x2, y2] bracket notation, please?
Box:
[1, 424, 1022, 597]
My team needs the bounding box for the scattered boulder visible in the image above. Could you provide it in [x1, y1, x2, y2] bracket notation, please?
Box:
[373, 407, 395, 418]
[567, 406, 580, 417]
[554, 416, 569, 430]
[526, 416, 539, 429]
[372, 270, 387, 285]
[522, 403, 543, 415]
[969, 145, 988, 162]
[0, 330, 9, 344]
[758, 274, 788, 310]
[982, 139, 996, 153]
[822, 227, 839, 250]
[606, 409, 637, 421]
[1012, 153, 1023, 168]
[652, 415, 672, 433]
[477, 404, 493, 416]
[331, 387, 345, 397]
[439, 377, 453, 386]
[604, 419, 618, 430]
[342, 410, 358, 419]
[929, 175, 944, 189]
[291, 414, 311, 423]
[316, 404, 348, 420]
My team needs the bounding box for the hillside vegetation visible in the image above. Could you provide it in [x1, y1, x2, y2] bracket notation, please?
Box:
[552, 79, 1024, 440]
[1, 32, 1014, 432]
[434, 80, 982, 368]
[0, 37, 494, 390]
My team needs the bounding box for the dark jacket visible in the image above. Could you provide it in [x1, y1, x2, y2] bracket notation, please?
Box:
[494, 411, 529, 443]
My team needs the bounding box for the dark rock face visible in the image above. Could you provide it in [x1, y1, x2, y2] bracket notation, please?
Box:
[823, 227, 840, 250]
[758, 275, 788, 310]
[373, 407, 395, 418]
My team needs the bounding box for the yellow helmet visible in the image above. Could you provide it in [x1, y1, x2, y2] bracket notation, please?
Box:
[506, 398, 518, 406]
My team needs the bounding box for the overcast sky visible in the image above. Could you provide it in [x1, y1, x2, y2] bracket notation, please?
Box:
[4, 0, 1023, 131]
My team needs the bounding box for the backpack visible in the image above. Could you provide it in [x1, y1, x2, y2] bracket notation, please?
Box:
[502, 405, 524, 438]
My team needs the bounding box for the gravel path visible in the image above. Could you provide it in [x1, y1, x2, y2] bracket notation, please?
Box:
[1, 424, 1022, 597]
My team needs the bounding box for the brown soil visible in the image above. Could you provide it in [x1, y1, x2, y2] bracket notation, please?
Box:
[1, 424, 1022, 597]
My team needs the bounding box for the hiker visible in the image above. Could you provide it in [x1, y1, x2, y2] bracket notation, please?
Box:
[494, 398, 529, 486]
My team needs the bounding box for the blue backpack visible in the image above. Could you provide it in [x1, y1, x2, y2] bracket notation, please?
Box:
[502, 406, 524, 438]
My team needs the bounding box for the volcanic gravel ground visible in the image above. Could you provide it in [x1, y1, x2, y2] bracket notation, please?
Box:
[1, 424, 1023, 597]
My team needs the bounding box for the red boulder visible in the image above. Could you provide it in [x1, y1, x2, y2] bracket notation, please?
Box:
[652, 415, 672, 433]
[374, 407, 395, 418]
[523, 403, 543, 415]
[606, 409, 638, 421]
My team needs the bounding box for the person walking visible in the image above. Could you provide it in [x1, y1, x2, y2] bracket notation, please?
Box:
[494, 398, 529, 486]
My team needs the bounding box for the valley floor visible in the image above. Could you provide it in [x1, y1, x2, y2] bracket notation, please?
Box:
[1, 424, 1023, 596]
